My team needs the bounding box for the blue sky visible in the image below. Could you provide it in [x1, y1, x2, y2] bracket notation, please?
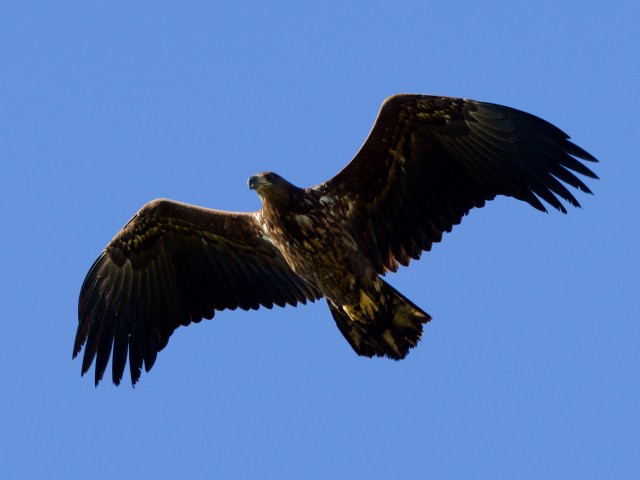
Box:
[1, 1, 638, 478]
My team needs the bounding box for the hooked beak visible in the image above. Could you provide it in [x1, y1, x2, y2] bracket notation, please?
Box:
[248, 175, 269, 191]
[248, 175, 259, 190]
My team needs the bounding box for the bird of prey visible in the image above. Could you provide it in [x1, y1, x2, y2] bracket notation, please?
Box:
[74, 94, 598, 386]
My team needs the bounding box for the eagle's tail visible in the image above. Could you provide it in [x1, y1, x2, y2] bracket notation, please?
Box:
[327, 279, 431, 360]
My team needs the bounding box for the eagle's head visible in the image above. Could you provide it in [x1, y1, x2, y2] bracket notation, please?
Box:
[248, 172, 297, 202]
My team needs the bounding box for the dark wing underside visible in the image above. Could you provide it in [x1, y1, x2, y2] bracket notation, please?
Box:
[74, 199, 320, 386]
[321, 94, 598, 274]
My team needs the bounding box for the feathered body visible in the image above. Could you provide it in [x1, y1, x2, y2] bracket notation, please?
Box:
[253, 174, 430, 359]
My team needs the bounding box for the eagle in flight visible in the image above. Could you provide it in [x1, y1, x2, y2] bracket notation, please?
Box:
[74, 94, 598, 386]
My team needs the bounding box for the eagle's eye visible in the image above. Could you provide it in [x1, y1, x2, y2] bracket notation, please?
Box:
[265, 173, 274, 182]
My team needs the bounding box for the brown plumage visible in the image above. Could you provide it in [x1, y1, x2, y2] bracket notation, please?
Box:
[74, 94, 598, 386]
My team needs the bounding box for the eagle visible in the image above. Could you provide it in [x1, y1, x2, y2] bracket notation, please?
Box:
[74, 94, 598, 386]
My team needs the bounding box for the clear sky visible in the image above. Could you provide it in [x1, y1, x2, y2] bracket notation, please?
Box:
[1, 1, 638, 479]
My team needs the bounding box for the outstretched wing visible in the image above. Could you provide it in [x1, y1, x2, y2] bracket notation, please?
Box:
[74, 199, 320, 386]
[321, 94, 598, 274]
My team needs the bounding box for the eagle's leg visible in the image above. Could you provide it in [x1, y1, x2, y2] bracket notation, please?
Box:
[343, 290, 380, 318]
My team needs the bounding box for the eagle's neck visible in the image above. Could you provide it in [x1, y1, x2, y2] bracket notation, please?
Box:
[259, 185, 317, 247]
[260, 185, 306, 214]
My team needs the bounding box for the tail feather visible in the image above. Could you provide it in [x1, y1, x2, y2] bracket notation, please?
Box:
[328, 280, 431, 359]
